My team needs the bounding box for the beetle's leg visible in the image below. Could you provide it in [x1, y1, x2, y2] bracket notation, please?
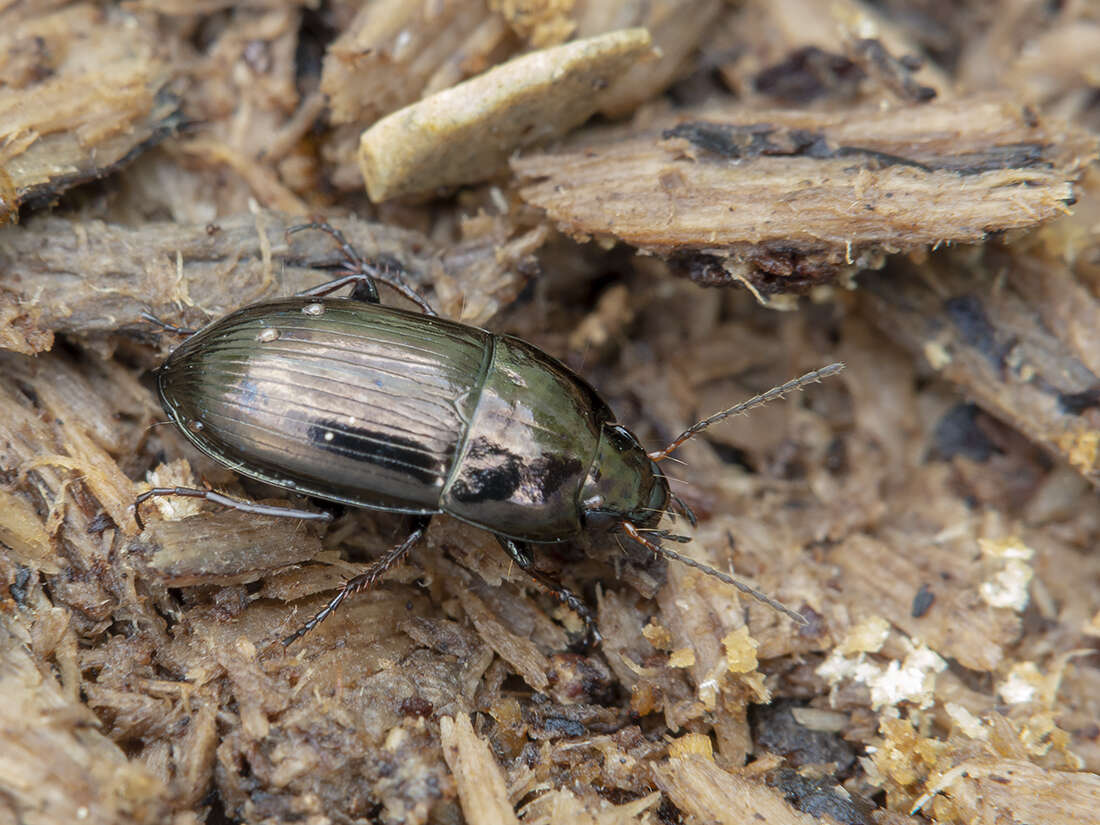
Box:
[495, 536, 602, 650]
[132, 486, 333, 530]
[669, 493, 697, 526]
[354, 256, 437, 317]
[298, 271, 380, 304]
[287, 221, 364, 273]
[140, 311, 197, 337]
[300, 259, 436, 316]
[287, 221, 437, 316]
[283, 515, 431, 646]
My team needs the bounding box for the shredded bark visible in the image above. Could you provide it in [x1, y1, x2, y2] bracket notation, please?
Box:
[1, 2, 1099, 824]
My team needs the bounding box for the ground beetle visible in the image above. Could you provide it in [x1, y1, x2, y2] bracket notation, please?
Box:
[135, 223, 842, 647]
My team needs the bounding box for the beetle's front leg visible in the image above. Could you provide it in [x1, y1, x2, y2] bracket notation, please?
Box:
[283, 514, 431, 646]
[495, 536, 602, 650]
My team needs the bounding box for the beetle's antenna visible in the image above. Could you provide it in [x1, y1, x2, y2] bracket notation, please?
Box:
[648, 363, 844, 462]
[620, 521, 807, 624]
[637, 528, 691, 543]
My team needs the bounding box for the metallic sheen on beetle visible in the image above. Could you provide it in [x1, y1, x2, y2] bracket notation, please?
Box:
[156, 297, 668, 543]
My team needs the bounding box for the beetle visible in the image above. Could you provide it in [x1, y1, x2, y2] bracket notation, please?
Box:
[134, 222, 842, 647]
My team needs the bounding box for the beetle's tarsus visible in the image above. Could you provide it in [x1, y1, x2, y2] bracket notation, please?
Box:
[283, 515, 430, 647]
[132, 485, 333, 532]
[497, 535, 602, 650]
[287, 220, 437, 316]
[639, 528, 692, 544]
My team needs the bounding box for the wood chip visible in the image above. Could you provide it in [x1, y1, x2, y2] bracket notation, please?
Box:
[359, 28, 655, 201]
[131, 511, 324, 587]
[653, 754, 822, 825]
[440, 714, 520, 825]
[0, 211, 541, 354]
[827, 534, 1021, 671]
[321, 0, 505, 127]
[463, 591, 551, 693]
[918, 758, 1100, 822]
[515, 96, 1096, 297]
[863, 244, 1100, 486]
[0, 619, 171, 824]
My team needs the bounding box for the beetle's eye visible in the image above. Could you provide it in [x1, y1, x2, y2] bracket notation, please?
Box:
[606, 425, 638, 452]
[582, 509, 616, 529]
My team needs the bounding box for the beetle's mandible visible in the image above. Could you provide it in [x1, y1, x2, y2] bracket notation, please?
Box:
[135, 223, 843, 648]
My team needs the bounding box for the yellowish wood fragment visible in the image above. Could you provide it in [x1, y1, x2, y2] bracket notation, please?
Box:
[722, 626, 759, 674]
[668, 733, 714, 761]
[359, 28, 654, 200]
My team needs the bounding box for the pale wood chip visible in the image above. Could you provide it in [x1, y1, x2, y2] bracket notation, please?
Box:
[440, 714, 521, 825]
[359, 28, 654, 201]
[653, 754, 823, 825]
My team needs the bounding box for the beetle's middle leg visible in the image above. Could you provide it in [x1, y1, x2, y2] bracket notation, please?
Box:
[283, 514, 431, 646]
[496, 536, 602, 649]
[287, 221, 437, 316]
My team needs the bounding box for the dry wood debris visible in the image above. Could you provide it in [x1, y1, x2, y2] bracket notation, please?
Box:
[514, 97, 1095, 298]
[0, 4, 182, 223]
[1, 2, 1099, 825]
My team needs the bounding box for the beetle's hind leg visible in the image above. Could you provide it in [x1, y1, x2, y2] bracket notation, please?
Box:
[132, 486, 333, 531]
[283, 515, 431, 647]
[496, 536, 602, 650]
[287, 221, 437, 316]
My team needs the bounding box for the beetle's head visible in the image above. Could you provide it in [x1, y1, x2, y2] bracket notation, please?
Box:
[580, 423, 669, 531]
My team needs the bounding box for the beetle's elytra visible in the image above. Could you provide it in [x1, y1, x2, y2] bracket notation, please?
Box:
[137, 223, 842, 647]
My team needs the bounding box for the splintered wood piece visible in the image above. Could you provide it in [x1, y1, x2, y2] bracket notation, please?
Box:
[320, 2, 726, 188]
[514, 96, 1097, 297]
[863, 245, 1100, 485]
[575, 0, 725, 118]
[440, 714, 521, 825]
[0, 210, 543, 354]
[131, 511, 325, 587]
[913, 758, 1100, 823]
[714, 0, 950, 104]
[0, 5, 180, 223]
[359, 28, 655, 201]
[653, 754, 826, 825]
[321, 0, 506, 127]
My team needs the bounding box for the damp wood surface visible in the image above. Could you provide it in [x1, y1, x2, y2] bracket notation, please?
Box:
[2, 2, 1100, 825]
